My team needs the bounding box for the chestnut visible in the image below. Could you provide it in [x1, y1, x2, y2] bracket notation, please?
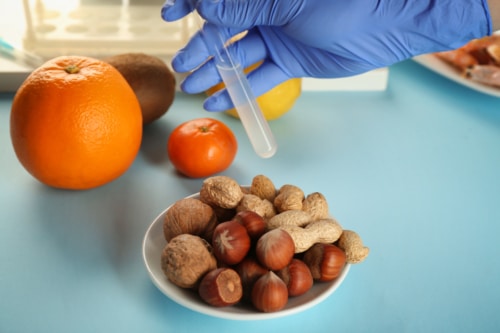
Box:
[198, 268, 243, 307]
[212, 220, 251, 265]
[251, 271, 288, 313]
[255, 228, 295, 270]
[302, 243, 346, 281]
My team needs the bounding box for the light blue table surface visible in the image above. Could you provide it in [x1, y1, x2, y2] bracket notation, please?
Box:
[1, 60, 500, 333]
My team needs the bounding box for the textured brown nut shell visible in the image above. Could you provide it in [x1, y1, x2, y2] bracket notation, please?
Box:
[198, 268, 243, 307]
[303, 243, 346, 281]
[161, 234, 217, 289]
[250, 174, 277, 202]
[276, 258, 314, 297]
[274, 184, 304, 212]
[236, 194, 276, 220]
[301, 192, 329, 221]
[163, 197, 217, 242]
[337, 230, 370, 264]
[199, 176, 244, 209]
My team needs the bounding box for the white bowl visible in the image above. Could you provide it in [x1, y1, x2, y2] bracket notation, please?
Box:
[142, 191, 350, 320]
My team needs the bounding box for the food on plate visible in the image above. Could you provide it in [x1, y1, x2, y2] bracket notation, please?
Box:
[250, 271, 289, 313]
[161, 234, 217, 289]
[212, 220, 251, 265]
[163, 197, 217, 242]
[232, 210, 266, 239]
[276, 258, 314, 297]
[255, 228, 295, 270]
[159, 174, 369, 312]
[199, 175, 244, 208]
[104, 53, 176, 125]
[234, 257, 268, 300]
[338, 230, 370, 264]
[167, 118, 238, 178]
[279, 218, 343, 253]
[198, 268, 243, 307]
[435, 35, 500, 87]
[10, 55, 142, 190]
[303, 243, 347, 282]
[236, 193, 277, 220]
[250, 174, 277, 202]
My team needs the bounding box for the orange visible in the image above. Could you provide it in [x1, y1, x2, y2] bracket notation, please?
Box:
[10, 55, 143, 190]
[207, 63, 302, 121]
[167, 118, 237, 178]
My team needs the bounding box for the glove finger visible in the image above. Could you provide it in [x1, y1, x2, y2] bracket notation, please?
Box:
[246, 61, 292, 96]
[161, 0, 197, 21]
[171, 22, 246, 73]
[179, 60, 219, 94]
[171, 30, 208, 73]
[180, 29, 269, 94]
[203, 61, 291, 112]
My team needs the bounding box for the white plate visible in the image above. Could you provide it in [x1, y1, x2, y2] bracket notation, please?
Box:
[413, 54, 500, 98]
[142, 191, 351, 321]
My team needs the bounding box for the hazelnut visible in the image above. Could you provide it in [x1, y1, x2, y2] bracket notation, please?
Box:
[303, 243, 346, 282]
[251, 271, 288, 313]
[276, 259, 313, 297]
[234, 256, 268, 300]
[255, 228, 295, 271]
[198, 268, 243, 307]
[212, 220, 251, 265]
[232, 210, 266, 239]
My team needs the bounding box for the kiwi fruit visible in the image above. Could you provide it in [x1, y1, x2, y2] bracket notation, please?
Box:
[104, 53, 176, 125]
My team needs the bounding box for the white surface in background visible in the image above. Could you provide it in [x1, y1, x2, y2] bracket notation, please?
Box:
[0, 0, 388, 92]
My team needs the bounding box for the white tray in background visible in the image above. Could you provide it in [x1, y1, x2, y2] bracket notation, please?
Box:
[413, 54, 500, 98]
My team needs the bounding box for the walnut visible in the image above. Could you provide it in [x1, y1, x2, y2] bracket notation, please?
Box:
[199, 176, 244, 209]
[163, 198, 218, 242]
[161, 234, 217, 288]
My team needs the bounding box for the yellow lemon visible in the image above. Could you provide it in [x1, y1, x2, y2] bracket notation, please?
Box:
[206, 64, 302, 121]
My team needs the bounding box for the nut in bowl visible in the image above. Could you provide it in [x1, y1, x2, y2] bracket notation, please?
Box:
[142, 176, 368, 320]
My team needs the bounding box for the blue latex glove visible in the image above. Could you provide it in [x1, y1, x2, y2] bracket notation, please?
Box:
[162, 0, 492, 111]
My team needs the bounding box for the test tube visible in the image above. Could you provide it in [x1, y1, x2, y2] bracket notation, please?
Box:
[197, 18, 278, 158]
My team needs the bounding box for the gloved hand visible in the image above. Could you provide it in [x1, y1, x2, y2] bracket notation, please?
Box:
[162, 0, 492, 111]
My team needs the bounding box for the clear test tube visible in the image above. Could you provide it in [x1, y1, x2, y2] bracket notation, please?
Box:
[197, 18, 278, 158]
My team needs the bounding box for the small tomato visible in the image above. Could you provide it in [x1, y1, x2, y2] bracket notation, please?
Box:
[167, 118, 238, 178]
